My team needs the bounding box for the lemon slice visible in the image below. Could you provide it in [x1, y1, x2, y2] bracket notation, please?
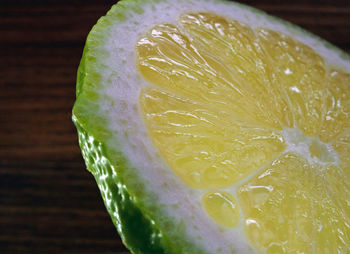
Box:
[73, 0, 350, 253]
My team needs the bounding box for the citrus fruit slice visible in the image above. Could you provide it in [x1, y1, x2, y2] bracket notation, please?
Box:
[72, 0, 350, 253]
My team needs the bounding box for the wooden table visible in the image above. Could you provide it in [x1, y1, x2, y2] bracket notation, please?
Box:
[1, 1, 349, 253]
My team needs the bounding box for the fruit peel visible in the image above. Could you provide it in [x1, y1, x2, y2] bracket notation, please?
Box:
[73, 17, 205, 251]
[73, 118, 167, 253]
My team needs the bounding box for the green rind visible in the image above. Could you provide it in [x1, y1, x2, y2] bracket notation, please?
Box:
[73, 1, 211, 253]
[73, 2, 206, 251]
[73, 118, 165, 254]
[73, 0, 350, 253]
[73, 2, 169, 250]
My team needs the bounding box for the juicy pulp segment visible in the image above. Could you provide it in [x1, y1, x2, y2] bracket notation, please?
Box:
[202, 191, 239, 228]
[320, 70, 350, 142]
[257, 28, 327, 138]
[179, 14, 295, 130]
[140, 88, 285, 188]
[137, 12, 350, 253]
[238, 154, 350, 253]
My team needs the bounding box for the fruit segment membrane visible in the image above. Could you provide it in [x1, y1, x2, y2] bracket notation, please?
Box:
[137, 13, 350, 253]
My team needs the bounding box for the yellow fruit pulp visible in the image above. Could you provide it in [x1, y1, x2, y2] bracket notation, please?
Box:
[137, 12, 350, 253]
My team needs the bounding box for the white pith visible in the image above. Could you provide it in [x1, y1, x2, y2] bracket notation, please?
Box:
[93, 0, 350, 253]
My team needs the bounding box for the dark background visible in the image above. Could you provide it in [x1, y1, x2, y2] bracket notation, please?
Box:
[1, 0, 349, 253]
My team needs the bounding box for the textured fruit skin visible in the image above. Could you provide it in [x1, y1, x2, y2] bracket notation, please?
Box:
[73, 9, 169, 249]
[73, 118, 165, 254]
[72, 1, 169, 251]
[72, 1, 201, 252]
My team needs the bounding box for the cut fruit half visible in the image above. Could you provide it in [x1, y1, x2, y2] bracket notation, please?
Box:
[73, 0, 350, 253]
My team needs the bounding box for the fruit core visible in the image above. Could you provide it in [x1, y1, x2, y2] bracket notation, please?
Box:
[283, 127, 339, 165]
[137, 12, 350, 253]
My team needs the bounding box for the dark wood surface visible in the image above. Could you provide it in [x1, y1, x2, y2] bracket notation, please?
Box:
[1, 1, 349, 253]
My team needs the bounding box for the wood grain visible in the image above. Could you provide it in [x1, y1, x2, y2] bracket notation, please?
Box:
[0, 1, 349, 253]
